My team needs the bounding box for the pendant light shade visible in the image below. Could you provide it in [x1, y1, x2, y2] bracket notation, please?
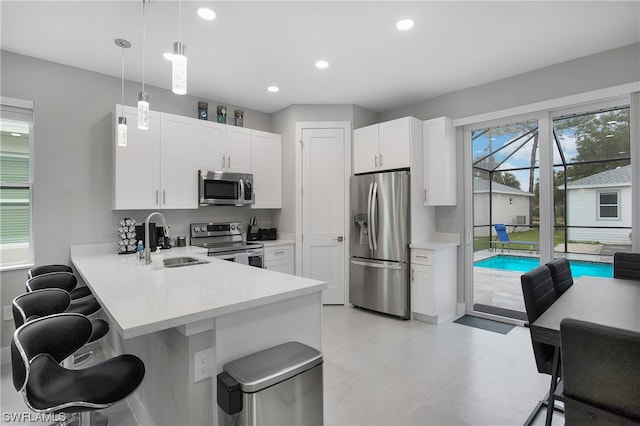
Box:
[138, 91, 149, 130]
[138, 0, 150, 130]
[117, 116, 128, 146]
[172, 41, 187, 95]
[115, 38, 131, 147]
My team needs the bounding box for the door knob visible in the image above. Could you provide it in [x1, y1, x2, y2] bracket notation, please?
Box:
[334, 236, 344, 242]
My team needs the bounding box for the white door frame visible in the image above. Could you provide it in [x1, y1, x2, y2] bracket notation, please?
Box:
[295, 121, 351, 304]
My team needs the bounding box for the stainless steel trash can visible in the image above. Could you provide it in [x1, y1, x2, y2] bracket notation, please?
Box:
[217, 341, 323, 426]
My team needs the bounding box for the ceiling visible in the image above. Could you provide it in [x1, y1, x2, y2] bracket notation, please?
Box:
[2, 1, 639, 114]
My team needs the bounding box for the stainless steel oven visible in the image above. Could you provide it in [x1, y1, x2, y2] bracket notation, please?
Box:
[199, 170, 254, 207]
[191, 222, 264, 268]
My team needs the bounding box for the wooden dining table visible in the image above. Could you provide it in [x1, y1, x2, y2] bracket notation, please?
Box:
[530, 275, 640, 425]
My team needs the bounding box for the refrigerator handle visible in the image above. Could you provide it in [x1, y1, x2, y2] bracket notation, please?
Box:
[367, 182, 374, 251]
[371, 182, 378, 251]
[350, 259, 402, 270]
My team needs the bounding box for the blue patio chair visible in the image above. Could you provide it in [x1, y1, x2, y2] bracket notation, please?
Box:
[490, 224, 539, 253]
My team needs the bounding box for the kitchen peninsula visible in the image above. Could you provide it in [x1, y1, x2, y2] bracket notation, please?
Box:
[70, 243, 326, 426]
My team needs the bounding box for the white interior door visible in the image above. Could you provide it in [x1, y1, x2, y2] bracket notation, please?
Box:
[301, 127, 347, 304]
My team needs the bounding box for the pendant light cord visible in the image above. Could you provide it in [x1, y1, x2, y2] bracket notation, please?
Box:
[142, 0, 146, 92]
[179, 0, 182, 41]
[121, 46, 125, 116]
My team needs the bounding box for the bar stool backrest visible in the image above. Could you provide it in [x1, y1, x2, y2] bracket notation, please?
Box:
[26, 272, 77, 293]
[28, 264, 73, 280]
[11, 313, 91, 393]
[12, 289, 71, 328]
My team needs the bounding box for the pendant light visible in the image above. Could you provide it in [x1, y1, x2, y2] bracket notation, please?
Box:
[115, 39, 131, 146]
[172, 0, 187, 95]
[138, 0, 150, 130]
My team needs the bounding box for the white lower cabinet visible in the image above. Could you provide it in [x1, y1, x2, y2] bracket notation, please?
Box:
[264, 244, 294, 275]
[410, 246, 457, 324]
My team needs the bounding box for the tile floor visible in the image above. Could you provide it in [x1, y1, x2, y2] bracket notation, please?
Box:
[1, 306, 563, 425]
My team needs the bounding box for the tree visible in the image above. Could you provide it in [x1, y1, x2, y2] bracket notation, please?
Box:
[492, 171, 521, 189]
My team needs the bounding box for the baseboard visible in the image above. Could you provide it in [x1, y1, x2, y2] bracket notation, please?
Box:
[456, 303, 466, 316]
[412, 312, 437, 324]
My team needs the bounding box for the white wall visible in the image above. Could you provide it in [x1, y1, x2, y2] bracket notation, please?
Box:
[567, 186, 632, 244]
[0, 51, 274, 350]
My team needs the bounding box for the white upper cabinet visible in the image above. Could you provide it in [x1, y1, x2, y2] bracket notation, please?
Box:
[113, 106, 198, 210]
[251, 130, 282, 209]
[225, 126, 251, 174]
[194, 120, 225, 172]
[423, 117, 456, 206]
[113, 105, 161, 210]
[160, 113, 198, 209]
[353, 117, 419, 174]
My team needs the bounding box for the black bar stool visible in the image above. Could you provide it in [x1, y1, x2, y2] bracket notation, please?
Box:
[26, 272, 102, 316]
[11, 313, 145, 426]
[28, 264, 93, 300]
[12, 288, 109, 354]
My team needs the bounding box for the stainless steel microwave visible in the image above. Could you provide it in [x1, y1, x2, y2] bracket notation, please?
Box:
[198, 170, 254, 206]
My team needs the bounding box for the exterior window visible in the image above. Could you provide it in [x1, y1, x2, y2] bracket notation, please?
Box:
[598, 191, 619, 219]
[1, 98, 33, 269]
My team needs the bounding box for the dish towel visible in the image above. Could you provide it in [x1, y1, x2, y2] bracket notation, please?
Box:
[234, 252, 249, 265]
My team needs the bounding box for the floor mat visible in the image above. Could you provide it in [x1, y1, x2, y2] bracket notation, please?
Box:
[454, 315, 515, 334]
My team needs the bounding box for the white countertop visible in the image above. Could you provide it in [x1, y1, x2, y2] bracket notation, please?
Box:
[410, 233, 461, 250]
[70, 243, 325, 339]
[261, 239, 295, 247]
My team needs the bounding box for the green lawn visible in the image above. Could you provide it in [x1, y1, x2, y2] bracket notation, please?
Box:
[474, 229, 567, 252]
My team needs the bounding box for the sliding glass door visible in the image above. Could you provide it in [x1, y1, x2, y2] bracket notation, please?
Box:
[464, 100, 633, 323]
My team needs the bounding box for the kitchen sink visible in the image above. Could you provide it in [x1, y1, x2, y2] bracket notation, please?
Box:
[163, 256, 209, 268]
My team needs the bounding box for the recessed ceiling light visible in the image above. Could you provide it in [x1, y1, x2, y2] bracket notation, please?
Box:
[10, 133, 21, 137]
[163, 52, 173, 61]
[267, 86, 280, 93]
[315, 60, 329, 69]
[607, 120, 618, 125]
[197, 7, 216, 20]
[605, 134, 614, 138]
[396, 18, 414, 30]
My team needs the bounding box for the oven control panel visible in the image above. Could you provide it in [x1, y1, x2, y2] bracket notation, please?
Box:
[191, 222, 244, 238]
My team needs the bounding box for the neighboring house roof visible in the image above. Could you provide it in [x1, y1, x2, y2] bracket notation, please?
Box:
[563, 165, 631, 190]
[473, 177, 533, 197]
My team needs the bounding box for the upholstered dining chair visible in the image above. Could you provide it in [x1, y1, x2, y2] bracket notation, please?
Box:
[546, 258, 574, 297]
[28, 264, 93, 300]
[613, 252, 640, 281]
[560, 318, 640, 425]
[11, 313, 145, 426]
[520, 265, 563, 425]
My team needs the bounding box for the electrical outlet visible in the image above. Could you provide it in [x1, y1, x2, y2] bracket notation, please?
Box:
[3, 306, 13, 321]
[194, 348, 213, 382]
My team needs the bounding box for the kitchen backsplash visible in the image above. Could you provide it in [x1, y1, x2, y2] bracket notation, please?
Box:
[113, 207, 275, 244]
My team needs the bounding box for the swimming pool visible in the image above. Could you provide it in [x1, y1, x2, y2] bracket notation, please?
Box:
[474, 255, 612, 278]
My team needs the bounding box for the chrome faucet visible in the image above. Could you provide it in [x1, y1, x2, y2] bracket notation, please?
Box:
[144, 212, 168, 264]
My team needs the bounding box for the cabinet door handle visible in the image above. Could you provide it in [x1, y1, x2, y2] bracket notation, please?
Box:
[163, 190, 166, 205]
[227, 156, 231, 169]
[274, 250, 285, 255]
[221, 156, 226, 169]
[379, 153, 383, 166]
[424, 189, 428, 203]
[155, 190, 159, 205]
[374, 155, 378, 167]
[416, 255, 429, 259]
[411, 268, 414, 281]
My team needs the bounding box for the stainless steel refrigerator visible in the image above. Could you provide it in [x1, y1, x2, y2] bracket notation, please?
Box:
[349, 170, 410, 319]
